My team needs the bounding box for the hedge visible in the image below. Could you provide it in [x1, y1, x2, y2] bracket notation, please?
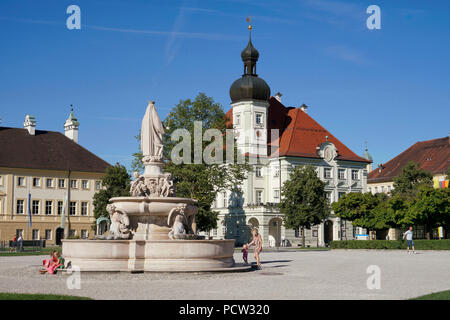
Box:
[330, 239, 450, 250]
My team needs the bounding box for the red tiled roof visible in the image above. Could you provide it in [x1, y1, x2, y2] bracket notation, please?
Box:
[0, 127, 110, 173]
[226, 97, 371, 163]
[368, 136, 450, 183]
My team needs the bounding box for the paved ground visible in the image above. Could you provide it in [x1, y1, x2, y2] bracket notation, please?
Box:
[1, 250, 449, 300]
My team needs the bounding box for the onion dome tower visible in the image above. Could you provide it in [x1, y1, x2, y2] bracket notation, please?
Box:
[230, 19, 270, 158]
[229, 24, 270, 103]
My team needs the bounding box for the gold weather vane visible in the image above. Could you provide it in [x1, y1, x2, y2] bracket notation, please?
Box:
[246, 16, 252, 30]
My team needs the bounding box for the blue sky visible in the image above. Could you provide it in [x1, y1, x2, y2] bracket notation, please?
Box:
[1, 0, 449, 170]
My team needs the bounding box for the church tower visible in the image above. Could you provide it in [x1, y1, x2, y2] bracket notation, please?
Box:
[229, 22, 271, 157]
[64, 106, 80, 143]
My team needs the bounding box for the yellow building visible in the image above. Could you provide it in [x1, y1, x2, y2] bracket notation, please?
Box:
[0, 112, 109, 245]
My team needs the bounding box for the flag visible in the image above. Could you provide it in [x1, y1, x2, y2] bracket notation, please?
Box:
[61, 193, 68, 229]
[27, 193, 32, 227]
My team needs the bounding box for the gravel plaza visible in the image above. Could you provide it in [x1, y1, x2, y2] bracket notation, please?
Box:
[1, 249, 449, 300]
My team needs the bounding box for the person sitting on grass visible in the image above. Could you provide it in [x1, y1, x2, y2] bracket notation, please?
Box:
[55, 251, 65, 269]
[40, 251, 62, 274]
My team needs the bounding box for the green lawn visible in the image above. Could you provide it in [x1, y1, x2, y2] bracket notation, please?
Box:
[410, 290, 450, 300]
[0, 293, 92, 300]
[0, 246, 61, 257]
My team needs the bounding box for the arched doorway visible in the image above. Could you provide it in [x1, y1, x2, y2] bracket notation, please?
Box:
[55, 227, 64, 245]
[268, 218, 282, 247]
[324, 220, 333, 245]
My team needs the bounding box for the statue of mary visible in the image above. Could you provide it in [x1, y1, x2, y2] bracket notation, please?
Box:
[141, 101, 164, 162]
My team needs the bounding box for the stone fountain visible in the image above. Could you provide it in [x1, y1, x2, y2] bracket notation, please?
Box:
[62, 102, 245, 272]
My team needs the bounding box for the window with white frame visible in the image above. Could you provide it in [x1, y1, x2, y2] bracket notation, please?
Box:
[95, 181, 101, 190]
[81, 230, 88, 239]
[274, 189, 280, 200]
[16, 200, 24, 214]
[45, 229, 52, 240]
[81, 180, 89, 189]
[81, 202, 88, 216]
[221, 221, 226, 236]
[69, 229, 76, 237]
[32, 177, 40, 187]
[32, 229, 39, 240]
[32, 200, 40, 215]
[212, 228, 218, 237]
[70, 179, 77, 189]
[45, 201, 52, 215]
[235, 114, 241, 126]
[352, 170, 359, 180]
[69, 201, 76, 216]
[374, 187, 378, 193]
[255, 112, 263, 125]
[324, 168, 332, 179]
[222, 192, 227, 208]
[387, 186, 391, 193]
[338, 169, 346, 180]
[57, 201, 63, 215]
[326, 192, 332, 204]
[255, 167, 262, 177]
[58, 179, 65, 188]
[273, 167, 280, 177]
[256, 190, 263, 205]
[17, 177, 25, 187]
[46, 178, 53, 188]
[381, 186, 385, 193]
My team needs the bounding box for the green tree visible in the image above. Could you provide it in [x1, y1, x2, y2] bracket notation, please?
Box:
[93, 163, 131, 225]
[386, 194, 411, 229]
[331, 192, 381, 230]
[392, 162, 432, 198]
[279, 165, 330, 246]
[131, 93, 250, 232]
[446, 166, 450, 180]
[405, 186, 450, 239]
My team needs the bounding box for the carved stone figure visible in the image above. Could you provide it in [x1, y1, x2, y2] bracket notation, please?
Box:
[160, 173, 175, 197]
[106, 204, 131, 239]
[168, 214, 188, 240]
[130, 171, 149, 197]
[141, 101, 164, 163]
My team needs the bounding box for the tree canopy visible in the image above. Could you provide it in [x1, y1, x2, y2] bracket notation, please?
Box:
[93, 163, 131, 224]
[279, 165, 330, 245]
[392, 162, 433, 198]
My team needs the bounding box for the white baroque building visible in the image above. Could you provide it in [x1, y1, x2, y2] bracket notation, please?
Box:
[208, 31, 371, 247]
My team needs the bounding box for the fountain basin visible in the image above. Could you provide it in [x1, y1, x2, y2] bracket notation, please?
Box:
[109, 197, 198, 240]
[62, 239, 245, 272]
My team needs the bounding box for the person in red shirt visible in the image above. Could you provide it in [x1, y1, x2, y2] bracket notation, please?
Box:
[10, 235, 17, 252]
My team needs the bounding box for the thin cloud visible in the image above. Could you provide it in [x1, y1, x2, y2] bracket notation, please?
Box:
[0, 16, 243, 41]
[325, 45, 367, 64]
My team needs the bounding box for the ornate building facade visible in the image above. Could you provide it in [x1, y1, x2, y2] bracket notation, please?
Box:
[209, 31, 371, 247]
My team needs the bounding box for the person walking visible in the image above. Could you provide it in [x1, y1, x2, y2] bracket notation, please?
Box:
[248, 228, 263, 270]
[10, 235, 17, 252]
[403, 226, 416, 254]
[281, 235, 286, 247]
[17, 232, 24, 252]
